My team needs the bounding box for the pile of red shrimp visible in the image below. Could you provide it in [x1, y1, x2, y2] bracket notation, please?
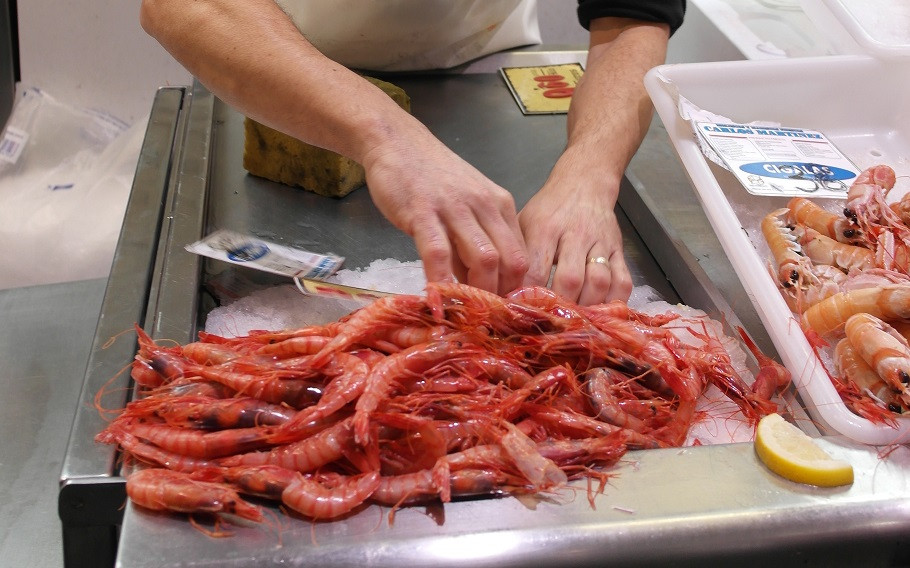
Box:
[96, 282, 788, 527]
[760, 164, 910, 421]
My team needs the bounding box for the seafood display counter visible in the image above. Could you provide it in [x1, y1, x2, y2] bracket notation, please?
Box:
[58, 51, 910, 568]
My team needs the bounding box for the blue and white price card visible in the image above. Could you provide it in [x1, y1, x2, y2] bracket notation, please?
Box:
[186, 229, 344, 279]
[695, 122, 860, 198]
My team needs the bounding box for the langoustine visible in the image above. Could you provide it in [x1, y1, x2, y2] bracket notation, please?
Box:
[760, 164, 910, 419]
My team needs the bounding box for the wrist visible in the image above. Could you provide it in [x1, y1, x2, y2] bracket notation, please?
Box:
[356, 105, 432, 169]
[554, 140, 625, 194]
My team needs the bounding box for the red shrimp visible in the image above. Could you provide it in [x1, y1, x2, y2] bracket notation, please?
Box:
[253, 335, 331, 358]
[375, 413, 448, 475]
[98, 430, 218, 473]
[224, 416, 353, 472]
[275, 352, 369, 440]
[191, 364, 324, 408]
[428, 281, 574, 335]
[449, 468, 527, 498]
[131, 359, 164, 388]
[650, 395, 698, 447]
[126, 468, 263, 523]
[405, 370, 489, 394]
[135, 325, 188, 382]
[735, 327, 791, 403]
[535, 432, 629, 470]
[368, 325, 450, 352]
[309, 294, 432, 367]
[434, 418, 493, 452]
[442, 443, 512, 472]
[281, 471, 380, 520]
[193, 464, 298, 500]
[586, 314, 665, 352]
[448, 353, 535, 389]
[581, 299, 634, 322]
[498, 366, 574, 420]
[370, 461, 451, 507]
[499, 422, 567, 491]
[516, 328, 659, 384]
[126, 395, 295, 429]
[521, 402, 662, 449]
[584, 316, 682, 396]
[353, 338, 486, 445]
[506, 285, 592, 326]
[122, 422, 276, 458]
[200, 324, 339, 352]
[676, 325, 776, 419]
[584, 367, 648, 431]
[506, 285, 562, 307]
[181, 342, 243, 365]
[349, 347, 386, 367]
[143, 378, 235, 400]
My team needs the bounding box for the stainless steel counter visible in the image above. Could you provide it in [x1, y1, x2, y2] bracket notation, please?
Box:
[52, 51, 910, 568]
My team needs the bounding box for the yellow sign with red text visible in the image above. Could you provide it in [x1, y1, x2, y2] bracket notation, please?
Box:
[500, 63, 584, 115]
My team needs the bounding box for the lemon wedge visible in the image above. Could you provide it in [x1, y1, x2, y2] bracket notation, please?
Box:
[754, 413, 854, 487]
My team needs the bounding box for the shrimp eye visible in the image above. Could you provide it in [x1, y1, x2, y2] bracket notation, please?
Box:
[843, 229, 856, 237]
[899, 371, 910, 385]
[789, 270, 799, 283]
[888, 403, 903, 414]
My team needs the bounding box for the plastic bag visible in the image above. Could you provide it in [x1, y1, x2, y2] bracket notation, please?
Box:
[0, 86, 146, 289]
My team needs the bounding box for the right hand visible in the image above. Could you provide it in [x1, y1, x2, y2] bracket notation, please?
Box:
[362, 126, 529, 296]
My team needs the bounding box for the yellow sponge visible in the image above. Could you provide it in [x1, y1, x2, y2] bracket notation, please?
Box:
[242, 77, 411, 198]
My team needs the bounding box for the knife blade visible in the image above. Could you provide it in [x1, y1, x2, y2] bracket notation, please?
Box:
[294, 276, 400, 302]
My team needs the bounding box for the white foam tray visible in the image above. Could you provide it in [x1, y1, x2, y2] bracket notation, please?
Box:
[645, 54, 910, 445]
[800, 0, 910, 60]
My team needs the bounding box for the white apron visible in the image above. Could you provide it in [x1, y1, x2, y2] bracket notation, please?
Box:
[277, 0, 541, 71]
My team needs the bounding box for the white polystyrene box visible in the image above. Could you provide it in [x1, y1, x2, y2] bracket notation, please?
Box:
[645, 54, 910, 444]
[800, 0, 910, 59]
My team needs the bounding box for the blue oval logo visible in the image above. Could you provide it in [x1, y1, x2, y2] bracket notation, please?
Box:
[739, 162, 856, 181]
[227, 242, 269, 262]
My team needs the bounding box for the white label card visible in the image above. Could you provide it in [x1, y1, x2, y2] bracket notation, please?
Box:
[695, 122, 860, 198]
[186, 229, 345, 279]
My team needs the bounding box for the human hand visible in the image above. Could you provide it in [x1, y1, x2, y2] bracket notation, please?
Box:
[362, 125, 529, 295]
[518, 165, 632, 305]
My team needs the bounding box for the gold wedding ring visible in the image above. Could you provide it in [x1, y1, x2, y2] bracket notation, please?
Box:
[587, 256, 609, 266]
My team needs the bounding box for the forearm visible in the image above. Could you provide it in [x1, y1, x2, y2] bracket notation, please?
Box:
[140, 0, 425, 164]
[558, 17, 670, 200]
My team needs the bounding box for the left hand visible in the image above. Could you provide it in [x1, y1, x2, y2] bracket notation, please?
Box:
[516, 17, 671, 306]
[518, 161, 632, 305]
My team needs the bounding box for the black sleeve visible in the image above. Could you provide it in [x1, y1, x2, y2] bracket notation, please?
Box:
[577, 0, 687, 35]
